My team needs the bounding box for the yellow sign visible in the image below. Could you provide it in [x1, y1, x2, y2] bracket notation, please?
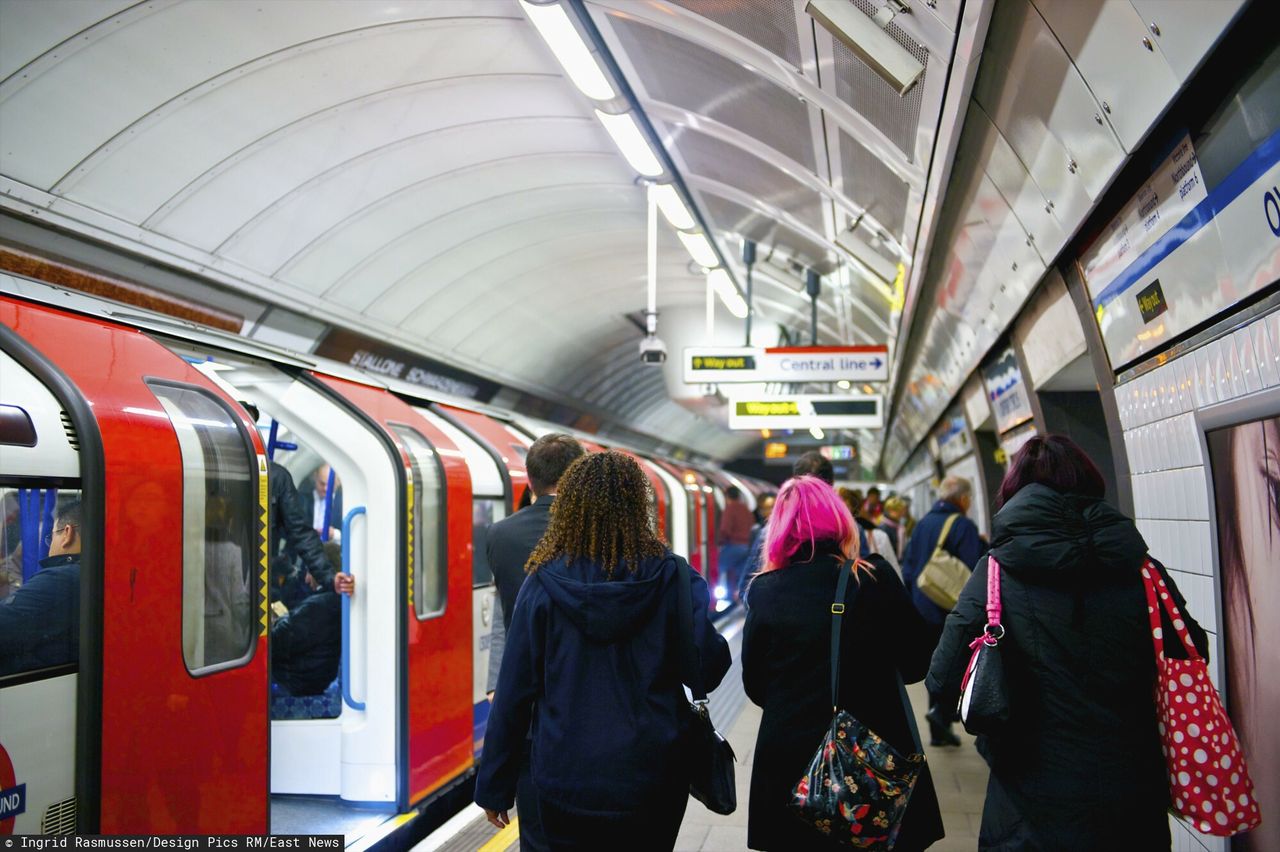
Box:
[691, 355, 752, 370]
[764, 441, 789, 459]
[737, 400, 801, 416]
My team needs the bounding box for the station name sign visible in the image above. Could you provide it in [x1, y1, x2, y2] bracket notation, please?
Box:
[685, 345, 888, 384]
[727, 394, 883, 430]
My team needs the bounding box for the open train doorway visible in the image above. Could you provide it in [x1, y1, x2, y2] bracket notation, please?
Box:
[178, 349, 406, 841]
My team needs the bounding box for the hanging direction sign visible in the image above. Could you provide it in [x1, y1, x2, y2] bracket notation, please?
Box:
[727, 394, 883, 430]
[685, 345, 888, 384]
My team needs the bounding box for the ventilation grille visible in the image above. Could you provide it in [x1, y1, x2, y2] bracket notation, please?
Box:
[839, 130, 911, 243]
[42, 795, 76, 834]
[832, 0, 928, 159]
[610, 17, 817, 172]
[669, 0, 802, 68]
[59, 411, 80, 451]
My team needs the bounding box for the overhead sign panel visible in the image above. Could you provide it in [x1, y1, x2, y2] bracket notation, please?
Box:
[685, 345, 888, 384]
[727, 394, 883, 430]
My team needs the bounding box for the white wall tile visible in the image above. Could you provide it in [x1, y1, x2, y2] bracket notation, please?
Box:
[1252, 318, 1279, 388]
[1186, 466, 1210, 520]
[1234, 328, 1262, 394]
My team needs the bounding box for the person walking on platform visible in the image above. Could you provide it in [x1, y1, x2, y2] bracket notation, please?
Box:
[718, 485, 754, 597]
[927, 435, 1210, 851]
[737, 493, 774, 605]
[742, 476, 944, 852]
[900, 475, 983, 746]
[483, 432, 585, 852]
[475, 451, 730, 852]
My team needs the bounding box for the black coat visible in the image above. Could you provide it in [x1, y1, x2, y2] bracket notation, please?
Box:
[0, 554, 79, 676]
[475, 553, 730, 823]
[486, 496, 554, 630]
[927, 484, 1209, 851]
[271, 589, 341, 695]
[269, 461, 332, 584]
[743, 543, 945, 851]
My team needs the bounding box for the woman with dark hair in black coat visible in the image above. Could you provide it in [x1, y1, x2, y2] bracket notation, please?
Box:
[928, 435, 1209, 852]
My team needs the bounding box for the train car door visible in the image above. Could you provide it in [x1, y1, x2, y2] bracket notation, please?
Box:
[309, 377, 473, 810]
[648, 460, 688, 559]
[178, 350, 403, 837]
[1, 299, 270, 833]
[414, 406, 512, 757]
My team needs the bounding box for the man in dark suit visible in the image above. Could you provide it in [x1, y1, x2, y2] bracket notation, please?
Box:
[483, 432, 585, 852]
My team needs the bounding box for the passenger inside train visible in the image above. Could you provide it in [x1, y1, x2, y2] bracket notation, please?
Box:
[0, 0, 1276, 848]
[0, 494, 82, 676]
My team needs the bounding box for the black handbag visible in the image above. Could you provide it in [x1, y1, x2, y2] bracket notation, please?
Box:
[790, 560, 925, 850]
[676, 561, 737, 815]
[957, 555, 1010, 735]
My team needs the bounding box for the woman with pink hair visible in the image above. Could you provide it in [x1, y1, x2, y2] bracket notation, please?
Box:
[742, 476, 943, 851]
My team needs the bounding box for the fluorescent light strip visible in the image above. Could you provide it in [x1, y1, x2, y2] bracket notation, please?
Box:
[594, 110, 664, 177]
[678, 230, 719, 268]
[652, 183, 695, 230]
[519, 1, 616, 101]
[810, 426, 826, 440]
[708, 269, 748, 318]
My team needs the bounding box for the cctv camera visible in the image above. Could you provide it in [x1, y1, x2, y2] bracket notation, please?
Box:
[639, 335, 667, 365]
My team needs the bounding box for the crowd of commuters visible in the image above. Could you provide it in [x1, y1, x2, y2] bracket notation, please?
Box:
[474, 435, 1225, 851]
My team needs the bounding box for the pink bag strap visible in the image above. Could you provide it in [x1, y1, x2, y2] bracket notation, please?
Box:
[970, 555, 1004, 650]
[1140, 559, 1201, 662]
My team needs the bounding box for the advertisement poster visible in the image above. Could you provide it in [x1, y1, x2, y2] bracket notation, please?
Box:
[982, 348, 1034, 435]
[1208, 415, 1280, 851]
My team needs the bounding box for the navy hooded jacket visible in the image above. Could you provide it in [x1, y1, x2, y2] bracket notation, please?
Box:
[474, 551, 730, 818]
[900, 499, 984, 624]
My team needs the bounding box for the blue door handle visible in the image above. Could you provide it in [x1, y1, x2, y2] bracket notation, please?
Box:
[341, 506, 367, 711]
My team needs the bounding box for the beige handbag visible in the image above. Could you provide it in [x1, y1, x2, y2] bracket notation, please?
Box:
[916, 513, 970, 610]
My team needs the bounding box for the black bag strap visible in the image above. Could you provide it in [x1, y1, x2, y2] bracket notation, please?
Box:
[830, 559, 856, 710]
[676, 559, 707, 701]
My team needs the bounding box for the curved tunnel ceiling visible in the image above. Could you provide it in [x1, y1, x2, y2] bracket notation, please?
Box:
[0, 0, 969, 463]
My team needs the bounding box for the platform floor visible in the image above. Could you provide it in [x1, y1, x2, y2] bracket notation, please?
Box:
[418, 614, 988, 851]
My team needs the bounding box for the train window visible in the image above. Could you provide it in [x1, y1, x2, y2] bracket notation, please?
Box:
[471, 498, 506, 587]
[147, 382, 258, 674]
[0, 485, 83, 679]
[391, 425, 447, 620]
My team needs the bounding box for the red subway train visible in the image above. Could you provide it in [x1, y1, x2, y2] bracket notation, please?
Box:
[0, 277, 771, 841]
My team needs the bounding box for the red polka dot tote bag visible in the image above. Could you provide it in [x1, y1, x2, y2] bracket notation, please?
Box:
[1141, 561, 1260, 836]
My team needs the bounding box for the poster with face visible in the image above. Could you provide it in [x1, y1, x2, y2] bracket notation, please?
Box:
[1207, 415, 1280, 851]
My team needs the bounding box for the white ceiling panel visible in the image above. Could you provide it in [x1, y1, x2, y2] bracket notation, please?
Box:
[0, 0, 140, 81]
[227, 120, 615, 273]
[1, 1, 514, 188]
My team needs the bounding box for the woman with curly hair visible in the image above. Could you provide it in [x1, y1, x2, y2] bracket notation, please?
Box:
[475, 451, 731, 851]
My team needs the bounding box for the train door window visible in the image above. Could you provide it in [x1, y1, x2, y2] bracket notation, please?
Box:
[147, 382, 258, 673]
[391, 425, 447, 619]
[471, 499, 506, 587]
[0, 486, 84, 678]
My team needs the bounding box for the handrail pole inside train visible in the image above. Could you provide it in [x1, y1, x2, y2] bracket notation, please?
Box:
[341, 505, 367, 712]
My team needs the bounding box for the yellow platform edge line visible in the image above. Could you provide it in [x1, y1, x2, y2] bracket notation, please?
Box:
[476, 816, 520, 852]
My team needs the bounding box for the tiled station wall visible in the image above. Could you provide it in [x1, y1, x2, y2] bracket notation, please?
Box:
[1115, 308, 1280, 852]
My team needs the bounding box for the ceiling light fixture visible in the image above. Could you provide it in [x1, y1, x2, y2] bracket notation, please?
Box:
[837, 380, 852, 389]
[678, 231, 719, 268]
[708, 269, 749, 318]
[594, 110, 664, 177]
[519, 0, 617, 100]
[652, 183, 695, 230]
[805, 0, 924, 96]
[810, 426, 826, 441]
